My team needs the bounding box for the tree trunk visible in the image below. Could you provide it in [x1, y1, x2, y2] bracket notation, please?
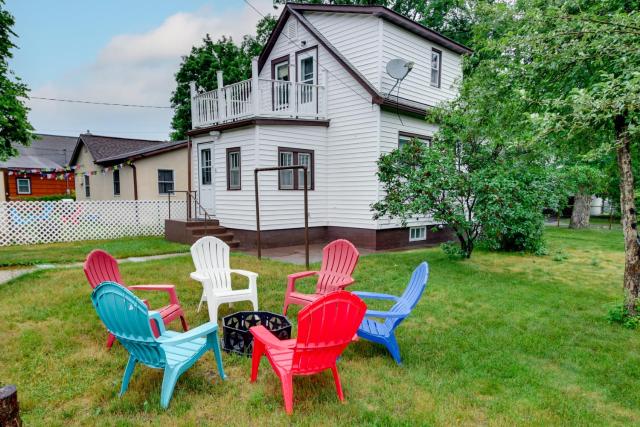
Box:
[569, 192, 592, 229]
[0, 385, 21, 427]
[615, 114, 640, 316]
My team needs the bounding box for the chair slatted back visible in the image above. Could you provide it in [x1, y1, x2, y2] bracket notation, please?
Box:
[190, 236, 232, 291]
[292, 291, 366, 374]
[91, 282, 166, 368]
[84, 249, 123, 289]
[316, 240, 359, 294]
[385, 262, 429, 331]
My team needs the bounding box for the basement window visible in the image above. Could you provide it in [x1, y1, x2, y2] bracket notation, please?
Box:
[409, 226, 427, 242]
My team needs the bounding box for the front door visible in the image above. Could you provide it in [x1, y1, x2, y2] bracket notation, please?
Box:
[297, 49, 317, 115]
[198, 143, 215, 217]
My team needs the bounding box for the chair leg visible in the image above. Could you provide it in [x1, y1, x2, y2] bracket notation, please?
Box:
[180, 314, 189, 331]
[282, 300, 289, 316]
[208, 332, 226, 380]
[251, 296, 258, 311]
[206, 301, 219, 323]
[197, 290, 207, 313]
[106, 333, 116, 349]
[251, 340, 265, 382]
[331, 364, 345, 402]
[160, 368, 180, 409]
[385, 334, 402, 365]
[280, 373, 294, 415]
[120, 355, 137, 396]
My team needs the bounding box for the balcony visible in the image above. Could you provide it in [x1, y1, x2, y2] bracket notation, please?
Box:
[191, 61, 328, 129]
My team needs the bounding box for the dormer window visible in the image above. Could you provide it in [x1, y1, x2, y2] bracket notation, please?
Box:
[431, 48, 441, 88]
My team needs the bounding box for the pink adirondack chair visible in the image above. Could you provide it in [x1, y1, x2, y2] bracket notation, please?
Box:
[250, 291, 367, 414]
[84, 249, 189, 349]
[283, 239, 359, 315]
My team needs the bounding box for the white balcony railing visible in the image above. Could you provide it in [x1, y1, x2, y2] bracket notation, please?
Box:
[191, 59, 328, 128]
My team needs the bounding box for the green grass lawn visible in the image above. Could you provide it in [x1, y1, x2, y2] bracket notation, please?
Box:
[0, 236, 190, 267]
[0, 227, 637, 425]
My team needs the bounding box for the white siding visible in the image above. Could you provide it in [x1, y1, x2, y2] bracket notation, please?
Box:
[191, 128, 257, 230]
[377, 110, 440, 229]
[259, 14, 382, 230]
[381, 20, 462, 106]
[305, 12, 382, 88]
[254, 125, 328, 230]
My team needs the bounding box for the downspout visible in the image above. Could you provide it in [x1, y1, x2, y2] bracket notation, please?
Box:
[187, 135, 192, 219]
[131, 163, 138, 200]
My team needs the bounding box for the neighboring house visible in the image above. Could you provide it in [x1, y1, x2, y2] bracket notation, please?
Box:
[0, 133, 77, 201]
[70, 133, 188, 201]
[185, 3, 471, 249]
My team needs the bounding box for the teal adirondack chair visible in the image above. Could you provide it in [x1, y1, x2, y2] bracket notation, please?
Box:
[91, 281, 226, 408]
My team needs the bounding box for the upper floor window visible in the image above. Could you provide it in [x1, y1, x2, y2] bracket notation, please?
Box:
[278, 147, 314, 190]
[84, 175, 91, 198]
[17, 178, 31, 195]
[398, 132, 431, 149]
[272, 56, 290, 110]
[227, 148, 241, 190]
[431, 48, 441, 88]
[158, 169, 174, 195]
[113, 169, 120, 196]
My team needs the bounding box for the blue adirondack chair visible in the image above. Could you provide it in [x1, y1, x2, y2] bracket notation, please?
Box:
[354, 262, 429, 365]
[91, 281, 226, 408]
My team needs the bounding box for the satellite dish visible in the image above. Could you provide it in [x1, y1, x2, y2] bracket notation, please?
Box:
[386, 58, 414, 81]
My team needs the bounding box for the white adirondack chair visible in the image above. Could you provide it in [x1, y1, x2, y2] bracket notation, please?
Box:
[189, 236, 259, 322]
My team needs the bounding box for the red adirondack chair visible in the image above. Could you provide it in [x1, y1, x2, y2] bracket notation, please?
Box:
[282, 239, 359, 315]
[250, 291, 367, 414]
[83, 249, 189, 349]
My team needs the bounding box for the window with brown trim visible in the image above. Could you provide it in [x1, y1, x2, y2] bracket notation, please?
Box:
[227, 147, 241, 190]
[398, 131, 432, 148]
[431, 48, 442, 88]
[278, 147, 314, 190]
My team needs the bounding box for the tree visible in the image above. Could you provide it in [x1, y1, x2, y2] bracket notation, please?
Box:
[0, 0, 32, 161]
[170, 15, 276, 140]
[561, 163, 607, 229]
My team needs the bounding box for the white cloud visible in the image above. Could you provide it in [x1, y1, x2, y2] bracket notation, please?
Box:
[26, 0, 276, 140]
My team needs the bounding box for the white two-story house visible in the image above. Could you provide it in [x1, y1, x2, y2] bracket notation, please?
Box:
[182, 3, 471, 249]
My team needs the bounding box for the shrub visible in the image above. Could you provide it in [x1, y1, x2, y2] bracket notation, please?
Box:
[607, 303, 640, 329]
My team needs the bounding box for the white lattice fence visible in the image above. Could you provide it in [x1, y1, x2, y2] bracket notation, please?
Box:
[0, 200, 187, 246]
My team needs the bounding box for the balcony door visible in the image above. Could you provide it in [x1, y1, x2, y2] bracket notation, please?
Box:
[296, 48, 317, 115]
[198, 143, 215, 217]
[273, 59, 290, 111]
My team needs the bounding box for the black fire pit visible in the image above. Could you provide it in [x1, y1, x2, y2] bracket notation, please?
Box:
[221, 311, 292, 356]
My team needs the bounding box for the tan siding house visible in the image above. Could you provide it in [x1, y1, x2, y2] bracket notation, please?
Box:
[70, 134, 188, 201]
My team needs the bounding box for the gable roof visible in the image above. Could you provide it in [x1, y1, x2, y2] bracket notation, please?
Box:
[0, 134, 77, 169]
[70, 134, 186, 166]
[258, 3, 472, 115]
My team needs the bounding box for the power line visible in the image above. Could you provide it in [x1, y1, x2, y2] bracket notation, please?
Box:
[242, 0, 374, 107]
[26, 96, 173, 109]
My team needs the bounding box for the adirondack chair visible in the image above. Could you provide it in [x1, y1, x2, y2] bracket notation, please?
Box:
[91, 282, 226, 409]
[354, 262, 429, 365]
[250, 291, 367, 414]
[282, 239, 359, 315]
[190, 236, 259, 322]
[84, 249, 189, 349]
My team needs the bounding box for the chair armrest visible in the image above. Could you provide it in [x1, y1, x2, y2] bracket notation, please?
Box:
[190, 272, 207, 283]
[128, 284, 180, 305]
[230, 269, 258, 292]
[364, 309, 410, 319]
[286, 271, 318, 294]
[250, 325, 294, 350]
[157, 322, 218, 345]
[352, 291, 400, 302]
[148, 311, 166, 335]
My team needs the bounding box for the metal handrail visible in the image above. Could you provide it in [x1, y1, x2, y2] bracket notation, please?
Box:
[167, 191, 215, 235]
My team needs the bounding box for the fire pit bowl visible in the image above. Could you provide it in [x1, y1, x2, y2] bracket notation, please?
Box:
[221, 311, 292, 356]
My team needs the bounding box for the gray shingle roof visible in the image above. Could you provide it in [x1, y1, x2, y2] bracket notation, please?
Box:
[0, 134, 77, 169]
[73, 134, 166, 164]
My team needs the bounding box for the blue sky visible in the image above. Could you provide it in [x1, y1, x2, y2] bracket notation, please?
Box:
[6, 0, 276, 139]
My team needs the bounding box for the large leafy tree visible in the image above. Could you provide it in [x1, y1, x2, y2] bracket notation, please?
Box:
[170, 15, 276, 140]
[0, 0, 32, 161]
